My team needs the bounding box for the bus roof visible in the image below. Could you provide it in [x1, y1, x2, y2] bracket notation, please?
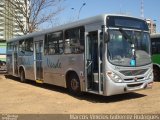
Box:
[7, 14, 146, 43]
[150, 33, 160, 38]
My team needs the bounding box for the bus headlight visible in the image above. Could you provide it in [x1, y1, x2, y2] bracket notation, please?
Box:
[107, 71, 123, 83]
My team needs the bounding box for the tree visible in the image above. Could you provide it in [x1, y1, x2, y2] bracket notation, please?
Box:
[2, 0, 64, 34]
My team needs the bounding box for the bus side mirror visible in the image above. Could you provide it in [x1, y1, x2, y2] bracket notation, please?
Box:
[104, 32, 109, 43]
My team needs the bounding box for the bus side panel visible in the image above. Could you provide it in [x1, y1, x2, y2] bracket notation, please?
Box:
[6, 52, 13, 75]
[43, 55, 64, 86]
[18, 56, 35, 80]
[43, 54, 84, 88]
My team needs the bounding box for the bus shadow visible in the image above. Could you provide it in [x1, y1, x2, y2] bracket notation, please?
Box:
[5, 74, 68, 94]
[5, 75, 146, 103]
[77, 92, 146, 103]
[5, 74, 20, 81]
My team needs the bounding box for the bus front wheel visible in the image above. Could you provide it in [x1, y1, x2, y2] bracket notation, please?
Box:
[20, 69, 26, 82]
[68, 74, 81, 96]
[153, 67, 160, 81]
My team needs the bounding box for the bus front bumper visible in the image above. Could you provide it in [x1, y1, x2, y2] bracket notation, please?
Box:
[104, 78, 153, 96]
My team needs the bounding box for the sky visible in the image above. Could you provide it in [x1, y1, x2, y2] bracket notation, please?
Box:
[54, 0, 160, 32]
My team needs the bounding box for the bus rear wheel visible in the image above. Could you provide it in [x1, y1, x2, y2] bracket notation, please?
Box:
[20, 69, 26, 82]
[68, 74, 81, 96]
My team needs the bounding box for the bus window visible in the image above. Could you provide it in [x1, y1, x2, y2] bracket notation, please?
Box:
[151, 42, 156, 54]
[64, 26, 84, 54]
[19, 40, 25, 55]
[19, 38, 33, 56]
[7, 42, 14, 51]
[45, 31, 63, 55]
[151, 38, 160, 54]
[25, 38, 33, 56]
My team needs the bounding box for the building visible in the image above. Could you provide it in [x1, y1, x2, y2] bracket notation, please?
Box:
[0, 0, 29, 61]
[146, 19, 156, 34]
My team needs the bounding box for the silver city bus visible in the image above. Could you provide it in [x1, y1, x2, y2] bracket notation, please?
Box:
[6, 14, 153, 96]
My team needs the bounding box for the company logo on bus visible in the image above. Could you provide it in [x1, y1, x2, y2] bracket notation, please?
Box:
[47, 58, 61, 69]
[133, 77, 138, 81]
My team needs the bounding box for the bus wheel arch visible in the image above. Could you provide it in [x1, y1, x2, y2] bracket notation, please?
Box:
[19, 66, 26, 82]
[153, 64, 160, 81]
[65, 71, 81, 95]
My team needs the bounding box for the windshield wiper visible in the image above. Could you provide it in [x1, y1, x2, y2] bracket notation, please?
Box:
[119, 28, 132, 44]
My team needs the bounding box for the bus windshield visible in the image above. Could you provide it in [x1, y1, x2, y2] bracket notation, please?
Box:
[107, 29, 151, 67]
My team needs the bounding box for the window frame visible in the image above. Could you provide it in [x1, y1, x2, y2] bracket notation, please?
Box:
[44, 31, 64, 55]
[64, 26, 85, 54]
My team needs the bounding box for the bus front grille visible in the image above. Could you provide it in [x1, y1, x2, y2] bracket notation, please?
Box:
[124, 77, 144, 82]
[120, 69, 148, 76]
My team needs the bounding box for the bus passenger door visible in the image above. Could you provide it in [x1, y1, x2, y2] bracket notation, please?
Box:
[85, 31, 103, 94]
[13, 44, 18, 76]
[34, 41, 43, 83]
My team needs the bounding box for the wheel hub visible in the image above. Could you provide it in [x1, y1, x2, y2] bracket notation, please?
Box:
[71, 79, 79, 90]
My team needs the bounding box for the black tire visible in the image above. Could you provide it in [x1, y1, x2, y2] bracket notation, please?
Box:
[68, 74, 81, 96]
[20, 69, 26, 82]
[153, 68, 160, 81]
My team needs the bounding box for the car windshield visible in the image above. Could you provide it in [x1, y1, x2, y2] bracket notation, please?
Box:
[107, 29, 151, 67]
